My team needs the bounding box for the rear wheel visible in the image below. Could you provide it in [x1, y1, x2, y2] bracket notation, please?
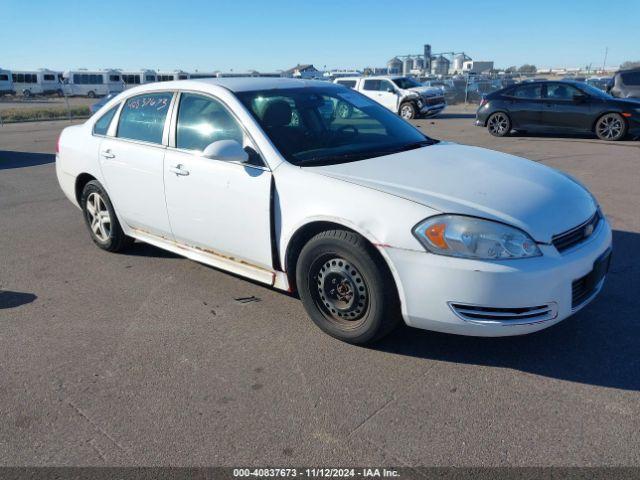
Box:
[595, 113, 627, 141]
[22, 89, 31, 98]
[487, 112, 511, 136]
[81, 180, 133, 252]
[296, 230, 400, 344]
[87, 90, 96, 98]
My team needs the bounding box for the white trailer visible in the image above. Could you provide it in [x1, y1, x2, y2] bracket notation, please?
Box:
[120, 69, 157, 88]
[0, 68, 14, 95]
[62, 69, 125, 97]
[11, 69, 63, 97]
[156, 70, 189, 82]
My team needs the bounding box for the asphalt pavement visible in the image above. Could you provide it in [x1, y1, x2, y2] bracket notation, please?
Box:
[1, 111, 639, 466]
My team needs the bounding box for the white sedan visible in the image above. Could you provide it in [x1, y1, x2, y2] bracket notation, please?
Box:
[56, 78, 612, 344]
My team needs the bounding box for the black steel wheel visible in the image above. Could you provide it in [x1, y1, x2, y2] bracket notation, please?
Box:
[296, 229, 400, 344]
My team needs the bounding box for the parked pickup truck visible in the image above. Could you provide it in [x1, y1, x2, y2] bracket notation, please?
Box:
[333, 75, 446, 119]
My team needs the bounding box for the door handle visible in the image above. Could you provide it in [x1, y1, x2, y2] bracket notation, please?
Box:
[100, 149, 115, 159]
[169, 164, 190, 176]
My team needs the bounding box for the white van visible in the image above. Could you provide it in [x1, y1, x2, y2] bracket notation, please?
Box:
[156, 70, 189, 82]
[0, 68, 14, 95]
[120, 70, 157, 89]
[12, 69, 63, 97]
[62, 69, 125, 97]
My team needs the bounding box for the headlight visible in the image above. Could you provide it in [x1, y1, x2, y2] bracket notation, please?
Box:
[413, 215, 541, 260]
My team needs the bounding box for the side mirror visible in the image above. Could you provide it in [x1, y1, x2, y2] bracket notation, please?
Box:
[201, 139, 248, 163]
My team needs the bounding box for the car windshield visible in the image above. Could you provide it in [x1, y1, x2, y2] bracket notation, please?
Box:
[236, 86, 434, 166]
[392, 77, 422, 89]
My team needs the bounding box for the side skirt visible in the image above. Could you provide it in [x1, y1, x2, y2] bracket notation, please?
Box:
[129, 227, 291, 291]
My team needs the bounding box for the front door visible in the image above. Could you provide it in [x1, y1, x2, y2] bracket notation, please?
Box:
[541, 83, 593, 132]
[99, 91, 174, 237]
[163, 92, 274, 270]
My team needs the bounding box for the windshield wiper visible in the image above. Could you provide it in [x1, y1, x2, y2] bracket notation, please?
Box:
[297, 140, 435, 167]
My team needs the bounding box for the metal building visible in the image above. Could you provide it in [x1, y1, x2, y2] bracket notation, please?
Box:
[387, 57, 403, 75]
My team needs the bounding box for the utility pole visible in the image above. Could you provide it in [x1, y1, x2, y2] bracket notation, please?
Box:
[602, 47, 608, 73]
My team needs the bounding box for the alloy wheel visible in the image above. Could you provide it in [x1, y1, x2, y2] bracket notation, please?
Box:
[488, 113, 509, 135]
[86, 192, 111, 242]
[597, 114, 624, 140]
[400, 105, 414, 119]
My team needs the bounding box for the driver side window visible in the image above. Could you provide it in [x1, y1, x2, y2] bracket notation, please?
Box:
[176, 93, 246, 151]
[546, 83, 580, 100]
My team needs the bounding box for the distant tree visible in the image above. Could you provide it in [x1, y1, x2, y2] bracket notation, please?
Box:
[518, 64, 537, 74]
[505, 66, 518, 73]
[620, 60, 640, 70]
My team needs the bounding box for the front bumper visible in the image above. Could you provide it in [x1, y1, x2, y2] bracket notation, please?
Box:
[420, 102, 446, 117]
[384, 217, 612, 336]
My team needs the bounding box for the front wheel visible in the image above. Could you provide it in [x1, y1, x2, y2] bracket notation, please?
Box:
[81, 180, 133, 252]
[87, 90, 96, 98]
[399, 102, 416, 120]
[595, 113, 627, 141]
[487, 112, 511, 137]
[296, 230, 400, 344]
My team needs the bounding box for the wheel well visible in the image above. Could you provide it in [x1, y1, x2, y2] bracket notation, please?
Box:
[284, 221, 396, 294]
[74, 173, 96, 205]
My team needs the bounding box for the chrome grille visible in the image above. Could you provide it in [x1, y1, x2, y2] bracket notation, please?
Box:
[449, 303, 558, 325]
[552, 210, 601, 253]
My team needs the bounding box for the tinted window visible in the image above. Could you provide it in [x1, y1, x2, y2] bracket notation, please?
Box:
[336, 80, 357, 89]
[0, 74, 8, 81]
[43, 74, 55, 81]
[117, 93, 173, 144]
[176, 93, 244, 151]
[145, 75, 156, 82]
[109, 75, 121, 82]
[236, 86, 432, 166]
[510, 84, 542, 99]
[621, 71, 640, 86]
[392, 77, 421, 89]
[362, 79, 381, 91]
[93, 104, 120, 135]
[546, 83, 580, 100]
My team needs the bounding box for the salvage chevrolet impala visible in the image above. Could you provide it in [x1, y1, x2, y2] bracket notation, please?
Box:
[56, 78, 612, 344]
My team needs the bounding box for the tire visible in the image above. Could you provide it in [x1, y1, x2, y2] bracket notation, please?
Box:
[595, 113, 627, 141]
[80, 180, 133, 252]
[23, 89, 31, 98]
[56, 89, 64, 97]
[87, 90, 96, 98]
[399, 102, 416, 120]
[487, 111, 511, 137]
[296, 229, 401, 344]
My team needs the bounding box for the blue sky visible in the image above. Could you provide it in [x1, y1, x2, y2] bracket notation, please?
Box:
[2, 0, 639, 72]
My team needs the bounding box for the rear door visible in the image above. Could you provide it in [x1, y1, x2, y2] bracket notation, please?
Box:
[503, 83, 544, 129]
[541, 83, 593, 131]
[98, 91, 174, 238]
[360, 79, 398, 112]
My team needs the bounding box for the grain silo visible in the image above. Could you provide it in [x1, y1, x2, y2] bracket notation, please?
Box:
[387, 57, 402, 75]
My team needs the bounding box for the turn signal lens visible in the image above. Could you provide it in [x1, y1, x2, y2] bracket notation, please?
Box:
[621, 112, 632, 118]
[425, 223, 448, 249]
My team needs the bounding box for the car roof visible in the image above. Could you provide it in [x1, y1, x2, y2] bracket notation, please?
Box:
[121, 77, 337, 95]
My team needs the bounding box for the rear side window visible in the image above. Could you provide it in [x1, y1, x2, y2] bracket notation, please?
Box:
[176, 93, 244, 151]
[509, 84, 542, 99]
[336, 80, 357, 89]
[93, 104, 120, 135]
[117, 93, 173, 144]
[362, 79, 381, 91]
[620, 71, 640, 86]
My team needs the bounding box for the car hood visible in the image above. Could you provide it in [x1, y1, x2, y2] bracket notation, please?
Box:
[407, 86, 443, 97]
[310, 143, 597, 243]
